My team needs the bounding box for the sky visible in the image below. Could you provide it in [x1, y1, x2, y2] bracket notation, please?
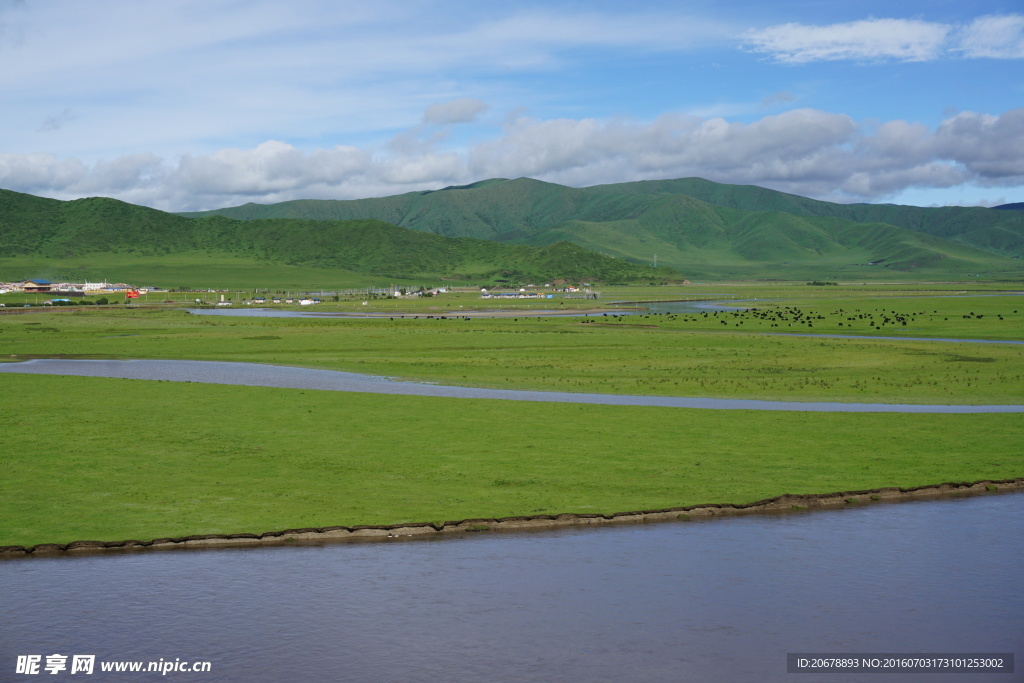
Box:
[1, 0, 1023, 212]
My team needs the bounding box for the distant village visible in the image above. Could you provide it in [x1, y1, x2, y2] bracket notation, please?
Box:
[0, 279, 604, 305]
[0, 279, 157, 295]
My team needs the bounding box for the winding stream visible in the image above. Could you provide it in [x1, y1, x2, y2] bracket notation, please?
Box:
[1, 358, 1020, 413]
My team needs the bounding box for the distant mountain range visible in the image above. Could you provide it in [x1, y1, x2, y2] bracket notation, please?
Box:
[181, 177, 1024, 278]
[0, 189, 664, 284]
[1, 177, 1021, 286]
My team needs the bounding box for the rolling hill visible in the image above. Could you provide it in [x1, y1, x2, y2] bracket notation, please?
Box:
[180, 177, 1024, 279]
[0, 189, 666, 287]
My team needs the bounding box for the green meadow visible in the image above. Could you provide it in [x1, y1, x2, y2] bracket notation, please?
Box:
[1, 282, 1022, 547]
[3, 287, 1022, 404]
[2, 373, 1020, 548]
[0, 252, 428, 291]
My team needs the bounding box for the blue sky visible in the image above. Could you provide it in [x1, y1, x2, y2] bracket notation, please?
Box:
[1, 0, 1022, 211]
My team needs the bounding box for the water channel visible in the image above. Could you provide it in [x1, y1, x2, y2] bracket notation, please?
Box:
[1, 358, 1019, 413]
[2, 493, 1020, 682]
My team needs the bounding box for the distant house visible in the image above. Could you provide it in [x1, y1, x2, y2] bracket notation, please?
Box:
[22, 279, 52, 293]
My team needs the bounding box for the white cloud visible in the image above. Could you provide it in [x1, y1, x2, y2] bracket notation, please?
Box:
[175, 141, 370, 194]
[745, 15, 1024, 63]
[3, 108, 1022, 210]
[744, 19, 951, 63]
[0, 1, 734, 160]
[423, 98, 488, 126]
[955, 14, 1024, 59]
[931, 109, 1024, 178]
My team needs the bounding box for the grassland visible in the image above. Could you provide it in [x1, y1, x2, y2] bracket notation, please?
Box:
[3, 286, 1022, 404]
[2, 373, 1020, 547]
[0, 252, 423, 291]
[1, 282, 1021, 547]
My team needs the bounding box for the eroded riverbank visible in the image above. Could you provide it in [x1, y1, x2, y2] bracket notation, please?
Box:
[4, 478, 1020, 558]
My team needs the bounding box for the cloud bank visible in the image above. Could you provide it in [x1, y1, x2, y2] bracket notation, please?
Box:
[2, 107, 1021, 211]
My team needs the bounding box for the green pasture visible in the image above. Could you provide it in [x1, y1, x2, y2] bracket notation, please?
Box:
[2, 282, 1022, 547]
[1, 373, 1020, 547]
[0, 252, 432, 291]
[2, 289, 1022, 404]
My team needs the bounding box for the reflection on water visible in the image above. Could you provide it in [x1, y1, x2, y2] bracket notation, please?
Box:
[1, 494, 1020, 682]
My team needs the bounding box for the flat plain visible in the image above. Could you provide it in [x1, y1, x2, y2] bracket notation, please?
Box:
[1, 282, 1021, 547]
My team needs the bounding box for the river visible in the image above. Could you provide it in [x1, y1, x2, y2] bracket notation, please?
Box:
[1, 493, 1019, 682]
[1, 358, 1020, 413]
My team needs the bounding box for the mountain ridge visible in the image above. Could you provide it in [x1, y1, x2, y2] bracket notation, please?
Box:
[178, 177, 1024, 278]
[0, 188, 665, 284]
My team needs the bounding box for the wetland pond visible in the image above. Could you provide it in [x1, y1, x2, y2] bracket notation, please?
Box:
[2, 493, 1020, 682]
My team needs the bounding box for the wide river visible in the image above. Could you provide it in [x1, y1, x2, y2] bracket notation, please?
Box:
[2, 494, 1020, 682]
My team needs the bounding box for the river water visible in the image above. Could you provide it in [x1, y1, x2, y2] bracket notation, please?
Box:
[1, 358, 1020, 413]
[2, 494, 1020, 682]
[183, 300, 741, 318]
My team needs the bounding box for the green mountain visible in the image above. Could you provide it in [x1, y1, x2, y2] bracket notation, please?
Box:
[180, 177, 1024, 279]
[0, 189, 665, 286]
[588, 178, 1024, 259]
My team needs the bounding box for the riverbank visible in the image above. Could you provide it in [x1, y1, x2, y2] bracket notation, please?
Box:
[3, 478, 1020, 558]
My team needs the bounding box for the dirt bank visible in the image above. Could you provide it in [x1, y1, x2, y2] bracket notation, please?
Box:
[2, 478, 1021, 558]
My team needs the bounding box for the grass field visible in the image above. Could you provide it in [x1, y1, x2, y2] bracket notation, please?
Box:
[3, 288, 1022, 403]
[2, 373, 1020, 547]
[0, 252, 428, 291]
[1, 282, 1022, 547]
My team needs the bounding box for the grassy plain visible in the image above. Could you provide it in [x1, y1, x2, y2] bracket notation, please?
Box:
[0, 252, 426, 291]
[3, 286, 1022, 404]
[2, 373, 1021, 547]
[1, 282, 1022, 547]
